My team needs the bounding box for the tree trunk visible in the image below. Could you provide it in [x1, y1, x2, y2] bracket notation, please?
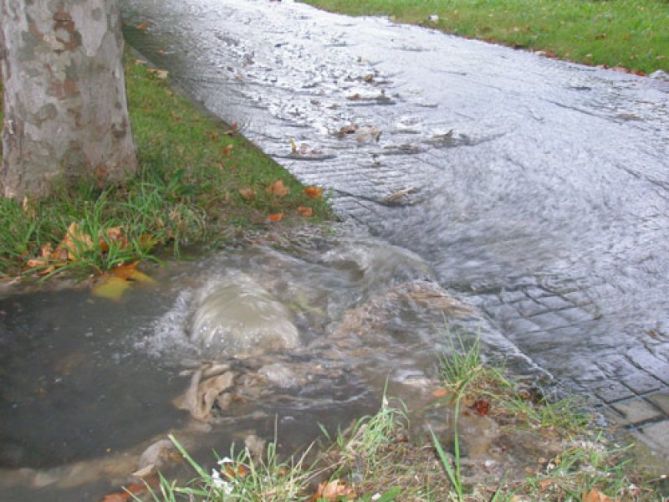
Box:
[0, 0, 137, 200]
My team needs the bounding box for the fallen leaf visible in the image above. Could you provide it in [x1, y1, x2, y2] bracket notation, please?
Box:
[136, 21, 149, 31]
[224, 122, 238, 135]
[471, 398, 490, 416]
[101, 478, 156, 502]
[297, 206, 313, 217]
[267, 180, 290, 197]
[539, 479, 553, 492]
[267, 213, 284, 223]
[432, 387, 449, 398]
[582, 489, 613, 502]
[131, 464, 155, 479]
[99, 227, 128, 252]
[222, 463, 250, 479]
[26, 258, 48, 269]
[139, 233, 158, 251]
[92, 276, 130, 302]
[223, 144, 234, 156]
[59, 222, 94, 261]
[304, 186, 323, 199]
[112, 262, 156, 284]
[239, 187, 256, 200]
[312, 479, 355, 501]
[148, 68, 169, 80]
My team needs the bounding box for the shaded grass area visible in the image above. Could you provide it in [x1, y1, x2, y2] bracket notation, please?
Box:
[0, 57, 330, 278]
[302, 0, 669, 74]
[125, 337, 663, 501]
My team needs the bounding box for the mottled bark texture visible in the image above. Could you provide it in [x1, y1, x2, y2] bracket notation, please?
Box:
[0, 0, 137, 199]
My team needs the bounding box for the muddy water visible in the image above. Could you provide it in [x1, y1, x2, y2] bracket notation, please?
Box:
[2, 0, 668, 498]
[0, 229, 534, 500]
[120, 0, 669, 393]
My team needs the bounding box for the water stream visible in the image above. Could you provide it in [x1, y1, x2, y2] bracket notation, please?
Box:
[118, 0, 669, 401]
[1, 0, 668, 499]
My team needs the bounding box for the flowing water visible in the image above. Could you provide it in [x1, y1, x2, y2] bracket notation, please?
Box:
[118, 0, 669, 404]
[1, 0, 669, 499]
[0, 228, 534, 500]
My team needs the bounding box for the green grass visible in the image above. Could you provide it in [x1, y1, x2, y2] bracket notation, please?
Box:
[302, 0, 669, 74]
[0, 57, 331, 278]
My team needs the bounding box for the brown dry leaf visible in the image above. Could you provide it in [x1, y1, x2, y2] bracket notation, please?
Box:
[267, 213, 284, 223]
[112, 262, 156, 284]
[582, 489, 613, 502]
[539, 479, 553, 492]
[266, 180, 290, 197]
[136, 21, 149, 31]
[139, 233, 158, 251]
[432, 387, 449, 398]
[40, 243, 53, 258]
[297, 206, 313, 217]
[223, 463, 250, 479]
[59, 222, 94, 261]
[148, 68, 169, 80]
[312, 479, 355, 501]
[100, 227, 128, 252]
[223, 144, 234, 156]
[304, 186, 323, 199]
[26, 258, 48, 269]
[239, 187, 256, 200]
[471, 398, 491, 416]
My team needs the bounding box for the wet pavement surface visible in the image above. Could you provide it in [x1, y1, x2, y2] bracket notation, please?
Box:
[120, 0, 669, 453]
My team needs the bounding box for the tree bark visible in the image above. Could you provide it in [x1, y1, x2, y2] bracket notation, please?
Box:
[0, 0, 137, 199]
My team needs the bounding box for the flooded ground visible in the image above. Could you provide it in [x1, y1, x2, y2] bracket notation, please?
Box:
[1, 0, 669, 499]
[119, 0, 669, 438]
[0, 227, 536, 500]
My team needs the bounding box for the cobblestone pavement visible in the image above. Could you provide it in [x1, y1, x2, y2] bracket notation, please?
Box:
[467, 285, 669, 456]
[123, 0, 669, 456]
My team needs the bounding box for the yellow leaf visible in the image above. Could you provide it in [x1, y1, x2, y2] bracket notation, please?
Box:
[92, 276, 130, 301]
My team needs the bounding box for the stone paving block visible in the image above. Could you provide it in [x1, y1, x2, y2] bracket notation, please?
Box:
[636, 420, 669, 454]
[513, 298, 545, 317]
[596, 354, 639, 378]
[526, 311, 572, 329]
[593, 381, 635, 403]
[611, 398, 663, 426]
[626, 348, 669, 385]
[535, 295, 574, 311]
[622, 373, 663, 395]
[501, 317, 541, 335]
[556, 307, 595, 324]
[500, 289, 526, 304]
[648, 393, 669, 415]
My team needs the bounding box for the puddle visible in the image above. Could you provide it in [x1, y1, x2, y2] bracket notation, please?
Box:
[0, 226, 535, 500]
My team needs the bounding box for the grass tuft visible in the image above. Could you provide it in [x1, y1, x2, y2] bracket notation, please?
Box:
[0, 57, 331, 279]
